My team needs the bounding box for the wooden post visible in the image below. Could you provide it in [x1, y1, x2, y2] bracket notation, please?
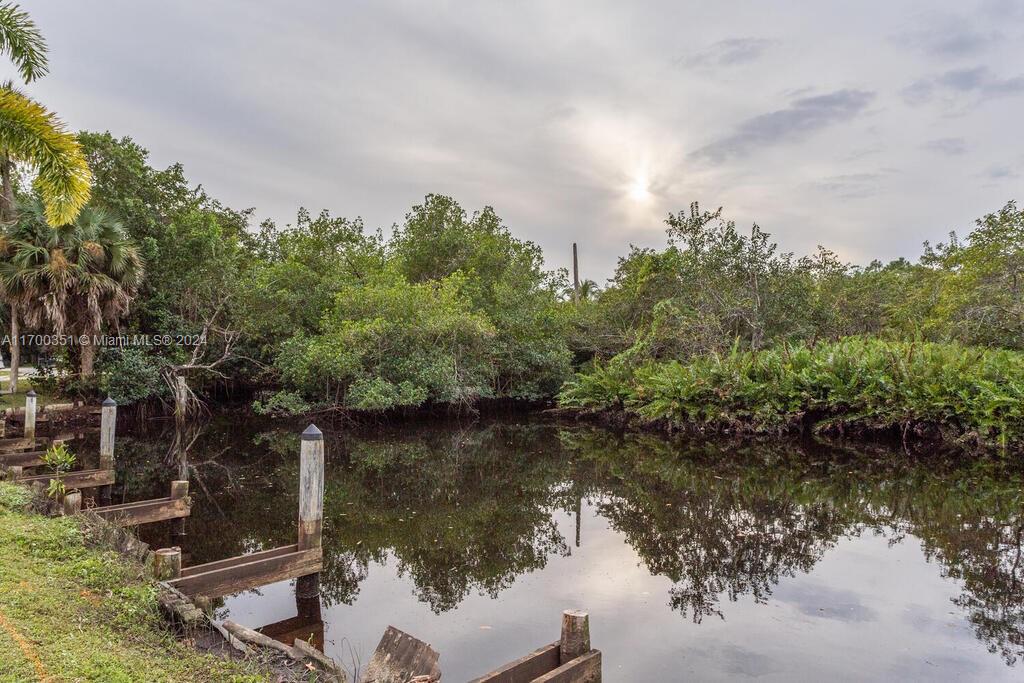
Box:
[572, 243, 580, 305]
[170, 479, 189, 542]
[99, 397, 116, 471]
[560, 610, 590, 664]
[297, 424, 324, 601]
[298, 424, 324, 551]
[62, 490, 81, 516]
[152, 547, 182, 580]
[170, 480, 189, 500]
[23, 390, 36, 440]
[98, 398, 116, 505]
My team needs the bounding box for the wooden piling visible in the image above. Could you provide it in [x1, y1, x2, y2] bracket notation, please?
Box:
[153, 547, 182, 580]
[170, 480, 189, 542]
[24, 390, 36, 440]
[170, 480, 189, 500]
[297, 424, 324, 600]
[298, 424, 324, 552]
[99, 398, 116, 471]
[98, 398, 116, 505]
[559, 610, 590, 665]
[62, 490, 82, 516]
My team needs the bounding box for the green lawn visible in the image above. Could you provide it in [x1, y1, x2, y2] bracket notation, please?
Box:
[0, 483, 271, 682]
[0, 376, 59, 411]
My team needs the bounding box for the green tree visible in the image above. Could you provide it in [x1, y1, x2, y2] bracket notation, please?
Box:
[0, 3, 92, 392]
[4, 198, 143, 377]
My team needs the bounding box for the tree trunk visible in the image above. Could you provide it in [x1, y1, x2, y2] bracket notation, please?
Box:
[2, 157, 17, 394]
[1, 155, 15, 222]
[8, 305, 18, 394]
[80, 339, 96, 377]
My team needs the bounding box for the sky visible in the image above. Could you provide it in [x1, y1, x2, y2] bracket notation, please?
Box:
[25, 0, 1024, 282]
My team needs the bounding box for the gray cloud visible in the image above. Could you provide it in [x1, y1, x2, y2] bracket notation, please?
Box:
[923, 137, 968, 156]
[811, 172, 889, 200]
[680, 37, 776, 68]
[693, 90, 875, 162]
[894, 15, 997, 57]
[23, 1, 1024, 283]
[985, 165, 1019, 180]
[904, 66, 1024, 104]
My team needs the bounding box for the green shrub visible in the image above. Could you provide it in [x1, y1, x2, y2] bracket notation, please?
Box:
[98, 348, 166, 405]
[559, 337, 1024, 450]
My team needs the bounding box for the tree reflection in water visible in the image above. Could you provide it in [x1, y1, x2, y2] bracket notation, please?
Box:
[123, 416, 1024, 666]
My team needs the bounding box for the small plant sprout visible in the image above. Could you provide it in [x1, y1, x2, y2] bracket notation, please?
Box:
[41, 441, 76, 500]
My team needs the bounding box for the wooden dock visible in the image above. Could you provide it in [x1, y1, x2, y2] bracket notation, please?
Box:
[160, 424, 325, 601]
[470, 611, 601, 683]
[92, 481, 191, 527]
[17, 467, 116, 491]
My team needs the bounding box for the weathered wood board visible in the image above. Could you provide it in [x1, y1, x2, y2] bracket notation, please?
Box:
[17, 468, 115, 490]
[0, 450, 46, 467]
[92, 496, 191, 526]
[469, 643, 560, 683]
[360, 625, 441, 683]
[169, 547, 322, 599]
[533, 650, 601, 683]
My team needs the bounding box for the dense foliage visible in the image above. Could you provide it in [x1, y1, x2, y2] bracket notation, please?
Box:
[244, 194, 570, 413]
[559, 200, 1024, 450]
[572, 201, 1024, 362]
[560, 337, 1024, 450]
[2, 116, 1022, 432]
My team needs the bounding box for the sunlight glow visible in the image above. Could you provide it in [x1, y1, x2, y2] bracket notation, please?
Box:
[628, 174, 651, 202]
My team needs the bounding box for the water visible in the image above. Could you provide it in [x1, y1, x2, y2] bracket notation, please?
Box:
[110, 414, 1024, 681]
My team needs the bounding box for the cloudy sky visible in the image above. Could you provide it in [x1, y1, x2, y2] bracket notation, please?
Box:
[26, 1, 1024, 281]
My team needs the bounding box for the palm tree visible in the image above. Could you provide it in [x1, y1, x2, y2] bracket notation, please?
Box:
[3, 198, 143, 378]
[0, 2, 93, 391]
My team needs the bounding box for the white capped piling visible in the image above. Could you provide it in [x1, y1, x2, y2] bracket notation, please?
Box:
[298, 424, 324, 551]
[99, 397, 116, 471]
[296, 424, 324, 601]
[560, 610, 591, 664]
[24, 390, 36, 440]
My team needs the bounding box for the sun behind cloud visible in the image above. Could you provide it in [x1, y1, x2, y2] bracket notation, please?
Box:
[628, 173, 651, 202]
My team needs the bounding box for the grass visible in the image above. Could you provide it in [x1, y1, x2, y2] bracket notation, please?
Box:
[0, 482, 271, 683]
[558, 337, 1024, 451]
[0, 376, 58, 411]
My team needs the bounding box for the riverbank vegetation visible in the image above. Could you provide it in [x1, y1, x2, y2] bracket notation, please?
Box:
[0, 8, 1021, 448]
[559, 337, 1024, 449]
[0, 482, 269, 681]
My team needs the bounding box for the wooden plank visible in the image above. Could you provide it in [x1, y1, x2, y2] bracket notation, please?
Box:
[258, 613, 325, 650]
[0, 437, 47, 452]
[0, 450, 46, 467]
[359, 626, 441, 683]
[468, 643, 560, 683]
[92, 497, 190, 526]
[18, 468, 115, 490]
[169, 548, 322, 598]
[532, 650, 601, 683]
[180, 544, 299, 578]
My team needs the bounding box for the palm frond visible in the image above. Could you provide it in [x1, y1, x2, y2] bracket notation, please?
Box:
[0, 3, 47, 83]
[0, 88, 91, 225]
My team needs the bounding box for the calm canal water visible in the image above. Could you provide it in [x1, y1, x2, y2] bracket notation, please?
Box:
[108, 414, 1024, 681]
